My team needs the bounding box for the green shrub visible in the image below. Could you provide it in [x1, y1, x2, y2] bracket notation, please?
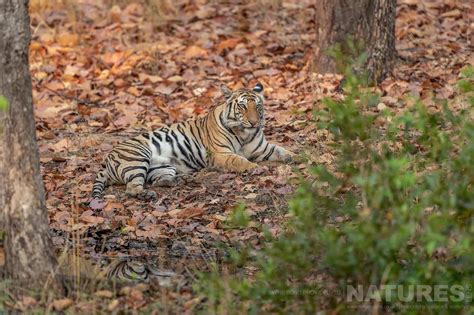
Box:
[195, 65, 474, 314]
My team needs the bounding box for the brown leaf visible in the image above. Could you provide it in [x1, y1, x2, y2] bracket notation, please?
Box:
[52, 298, 73, 311]
[440, 9, 461, 18]
[135, 225, 162, 238]
[138, 73, 163, 84]
[134, 283, 150, 292]
[109, 5, 122, 23]
[244, 193, 258, 199]
[217, 38, 241, 53]
[113, 78, 127, 88]
[108, 299, 120, 311]
[90, 199, 107, 210]
[57, 33, 79, 47]
[52, 155, 67, 162]
[218, 173, 237, 182]
[174, 207, 205, 219]
[274, 87, 292, 101]
[53, 211, 71, 224]
[120, 286, 144, 306]
[129, 288, 144, 302]
[167, 75, 183, 82]
[63, 65, 81, 77]
[50, 139, 70, 152]
[95, 290, 114, 298]
[100, 51, 126, 66]
[155, 84, 176, 95]
[119, 286, 132, 296]
[104, 202, 124, 211]
[80, 215, 105, 225]
[126, 86, 141, 97]
[14, 295, 38, 311]
[114, 114, 138, 127]
[253, 68, 281, 77]
[184, 46, 208, 59]
[275, 185, 293, 195]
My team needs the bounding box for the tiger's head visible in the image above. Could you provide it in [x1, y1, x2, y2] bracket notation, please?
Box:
[221, 83, 265, 132]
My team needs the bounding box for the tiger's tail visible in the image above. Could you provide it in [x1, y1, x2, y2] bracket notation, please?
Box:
[91, 169, 108, 199]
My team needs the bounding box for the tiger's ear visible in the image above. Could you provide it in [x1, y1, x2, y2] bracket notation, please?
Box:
[220, 84, 233, 99]
[253, 83, 264, 94]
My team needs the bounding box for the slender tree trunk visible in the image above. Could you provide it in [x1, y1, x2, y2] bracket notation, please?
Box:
[0, 0, 59, 287]
[313, 0, 397, 83]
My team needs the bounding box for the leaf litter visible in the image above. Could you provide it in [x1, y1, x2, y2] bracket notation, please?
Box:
[15, 0, 473, 311]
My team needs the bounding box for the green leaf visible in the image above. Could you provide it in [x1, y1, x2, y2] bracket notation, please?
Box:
[0, 95, 9, 112]
[459, 65, 474, 78]
[457, 79, 473, 93]
[227, 204, 251, 229]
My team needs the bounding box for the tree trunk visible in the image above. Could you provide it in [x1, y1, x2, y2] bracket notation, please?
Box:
[313, 0, 397, 83]
[0, 0, 59, 287]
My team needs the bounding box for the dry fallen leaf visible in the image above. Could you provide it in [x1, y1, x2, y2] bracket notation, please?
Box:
[50, 138, 70, 152]
[90, 199, 107, 210]
[95, 290, 114, 298]
[80, 215, 105, 225]
[16, 296, 37, 310]
[57, 33, 79, 47]
[175, 207, 205, 219]
[245, 193, 258, 199]
[184, 45, 208, 59]
[52, 298, 73, 311]
[135, 225, 162, 238]
[108, 299, 120, 311]
[217, 38, 241, 53]
[139, 73, 163, 84]
[155, 84, 176, 95]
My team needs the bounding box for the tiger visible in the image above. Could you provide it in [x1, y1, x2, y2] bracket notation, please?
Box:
[91, 83, 295, 200]
[58, 254, 177, 285]
[106, 258, 177, 283]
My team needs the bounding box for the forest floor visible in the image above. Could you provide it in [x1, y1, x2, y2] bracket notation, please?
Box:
[2, 0, 472, 312]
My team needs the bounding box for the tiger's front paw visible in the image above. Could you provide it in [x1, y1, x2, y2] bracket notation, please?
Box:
[137, 190, 158, 201]
[234, 161, 258, 172]
[238, 162, 259, 173]
[154, 177, 178, 187]
[282, 150, 297, 164]
[246, 162, 259, 171]
[126, 188, 157, 201]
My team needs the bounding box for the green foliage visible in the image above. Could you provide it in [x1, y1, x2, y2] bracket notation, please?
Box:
[0, 95, 9, 112]
[327, 37, 367, 78]
[195, 65, 474, 313]
[226, 204, 251, 229]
